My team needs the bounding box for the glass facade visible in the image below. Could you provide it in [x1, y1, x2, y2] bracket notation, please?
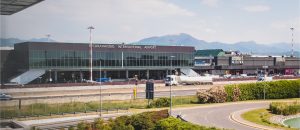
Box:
[29, 50, 194, 69]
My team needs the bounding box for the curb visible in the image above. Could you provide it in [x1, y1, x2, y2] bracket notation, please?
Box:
[229, 108, 280, 130]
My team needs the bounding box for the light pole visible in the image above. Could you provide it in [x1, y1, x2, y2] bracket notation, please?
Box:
[290, 27, 294, 57]
[49, 69, 52, 83]
[99, 60, 102, 117]
[46, 34, 51, 42]
[88, 26, 95, 81]
[169, 55, 175, 116]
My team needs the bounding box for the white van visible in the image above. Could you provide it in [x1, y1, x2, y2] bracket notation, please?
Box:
[165, 75, 178, 86]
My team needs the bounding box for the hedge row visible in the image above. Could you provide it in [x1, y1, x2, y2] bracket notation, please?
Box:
[225, 80, 300, 101]
[269, 102, 300, 115]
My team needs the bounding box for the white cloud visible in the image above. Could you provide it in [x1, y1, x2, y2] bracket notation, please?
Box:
[3, 0, 196, 42]
[2, 0, 299, 44]
[49, 0, 195, 18]
[243, 5, 270, 12]
[201, 0, 219, 7]
[131, 0, 195, 16]
[205, 28, 216, 33]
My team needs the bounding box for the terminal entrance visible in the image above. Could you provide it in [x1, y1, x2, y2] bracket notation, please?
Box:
[30, 69, 169, 84]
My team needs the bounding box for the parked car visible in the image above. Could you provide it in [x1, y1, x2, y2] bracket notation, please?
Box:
[230, 75, 239, 79]
[257, 75, 273, 81]
[240, 74, 248, 78]
[223, 74, 232, 79]
[96, 78, 111, 82]
[257, 76, 265, 81]
[0, 93, 12, 100]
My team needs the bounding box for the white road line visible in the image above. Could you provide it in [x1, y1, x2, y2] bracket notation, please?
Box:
[229, 107, 280, 130]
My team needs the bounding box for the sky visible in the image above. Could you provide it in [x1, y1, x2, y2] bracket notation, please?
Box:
[1, 0, 300, 44]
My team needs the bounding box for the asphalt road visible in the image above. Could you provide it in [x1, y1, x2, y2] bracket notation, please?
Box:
[173, 102, 269, 130]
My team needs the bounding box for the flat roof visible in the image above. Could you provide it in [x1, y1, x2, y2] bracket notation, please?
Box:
[14, 42, 195, 53]
[195, 49, 225, 57]
[1, 0, 43, 15]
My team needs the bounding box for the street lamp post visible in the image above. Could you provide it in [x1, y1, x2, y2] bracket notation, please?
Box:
[88, 26, 95, 82]
[49, 69, 52, 83]
[46, 34, 51, 42]
[290, 27, 294, 57]
[99, 60, 102, 117]
[169, 55, 175, 116]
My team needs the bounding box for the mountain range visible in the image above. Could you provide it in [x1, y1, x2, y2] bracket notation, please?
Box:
[1, 33, 299, 56]
[0, 38, 55, 47]
[135, 33, 299, 56]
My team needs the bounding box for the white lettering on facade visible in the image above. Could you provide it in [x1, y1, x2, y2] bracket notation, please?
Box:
[144, 45, 156, 49]
[91, 44, 157, 50]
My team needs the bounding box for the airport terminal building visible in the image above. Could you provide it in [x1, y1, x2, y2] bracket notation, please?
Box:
[0, 42, 195, 84]
[194, 49, 300, 76]
[1, 42, 300, 85]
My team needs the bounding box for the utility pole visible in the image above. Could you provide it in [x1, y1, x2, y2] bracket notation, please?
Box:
[88, 26, 95, 81]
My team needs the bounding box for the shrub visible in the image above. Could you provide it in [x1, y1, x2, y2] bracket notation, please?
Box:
[225, 80, 300, 101]
[149, 98, 170, 108]
[154, 117, 220, 130]
[109, 115, 134, 130]
[68, 126, 75, 130]
[131, 114, 155, 130]
[154, 117, 181, 130]
[232, 85, 241, 101]
[77, 121, 92, 130]
[197, 86, 227, 103]
[94, 118, 112, 130]
[75, 110, 222, 130]
[269, 101, 300, 115]
[110, 110, 169, 130]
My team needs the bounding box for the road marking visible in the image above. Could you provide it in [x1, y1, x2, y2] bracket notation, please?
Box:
[229, 107, 280, 130]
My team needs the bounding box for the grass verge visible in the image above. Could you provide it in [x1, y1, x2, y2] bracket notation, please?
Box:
[241, 108, 296, 130]
[0, 96, 198, 119]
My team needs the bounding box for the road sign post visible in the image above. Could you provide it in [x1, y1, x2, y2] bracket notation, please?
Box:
[146, 81, 154, 106]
